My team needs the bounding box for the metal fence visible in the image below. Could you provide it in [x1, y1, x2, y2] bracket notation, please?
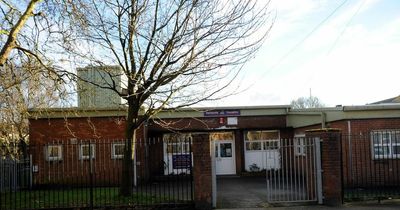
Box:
[0, 138, 194, 210]
[0, 157, 31, 193]
[342, 132, 400, 202]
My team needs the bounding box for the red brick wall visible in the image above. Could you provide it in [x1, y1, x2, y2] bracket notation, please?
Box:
[148, 115, 287, 132]
[29, 117, 130, 143]
[234, 130, 243, 174]
[294, 118, 400, 135]
[192, 133, 212, 210]
[149, 115, 288, 175]
[296, 118, 400, 190]
[306, 129, 342, 206]
[28, 117, 146, 185]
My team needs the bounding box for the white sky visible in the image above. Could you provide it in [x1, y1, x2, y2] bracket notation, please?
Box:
[211, 0, 400, 107]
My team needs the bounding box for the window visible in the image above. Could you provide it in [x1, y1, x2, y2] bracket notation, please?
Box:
[210, 132, 234, 141]
[294, 134, 306, 156]
[246, 142, 262, 150]
[112, 143, 125, 159]
[263, 141, 279, 150]
[46, 145, 62, 161]
[220, 143, 233, 157]
[244, 130, 280, 151]
[163, 133, 192, 154]
[79, 144, 95, 160]
[371, 130, 400, 159]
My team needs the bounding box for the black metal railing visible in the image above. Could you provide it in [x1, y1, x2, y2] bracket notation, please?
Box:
[342, 132, 400, 202]
[0, 137, 194, 210]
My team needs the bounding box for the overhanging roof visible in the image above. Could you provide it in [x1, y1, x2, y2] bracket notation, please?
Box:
[28, 105, 291, 119]
[287, 104, 400, 128]
[29, 104, 400, 129]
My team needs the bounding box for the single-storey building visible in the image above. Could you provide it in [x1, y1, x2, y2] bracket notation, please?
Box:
[28, 104, 400, 189]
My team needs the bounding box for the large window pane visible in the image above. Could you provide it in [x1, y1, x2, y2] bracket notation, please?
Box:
[163, 133, 192, 143]
[393, 145, 400, 155]
[382, 132, 390, 144]
[210, 132, 233, 141]
[245, 130, 279, 141]
[246, 142, 261, 150]
[373, 133, 381, 144]
[263, 141, 279, 150]
[374, 145, 389, 155]
[260, 131, 279, 139]
[393, 132, 400, 144]
[215, 144, 218, 157]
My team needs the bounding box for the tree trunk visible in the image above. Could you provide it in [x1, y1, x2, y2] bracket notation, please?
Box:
[120, 102, 138, 196]
[0, 0, 41, 66]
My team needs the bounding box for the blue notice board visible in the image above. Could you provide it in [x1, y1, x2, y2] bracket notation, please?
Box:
[172, 154, 191, 169]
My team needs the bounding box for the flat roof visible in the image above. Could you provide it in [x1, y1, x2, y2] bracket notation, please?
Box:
[28, 105, 291, 119]
[290, 104, 400, 112]
[287, 104, 400, 128]
[28, 104, 400, 123]
[28, 107, 128, 119]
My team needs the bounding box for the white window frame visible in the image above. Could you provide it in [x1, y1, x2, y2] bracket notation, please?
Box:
[371, 130, 400, 159]
[79, 144, 95, 160]
[294, 134, 306, 156]
[111, 143, 125, 159]
[244, 130, 280, 151]
[45, 145, 63, 161]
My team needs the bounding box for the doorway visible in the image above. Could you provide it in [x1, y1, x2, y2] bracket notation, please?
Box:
[211, 132, 236, 175]
[215, 140, 235, 175]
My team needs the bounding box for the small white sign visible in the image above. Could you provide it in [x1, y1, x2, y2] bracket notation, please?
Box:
[70, 138, 77, 144]
[33, 165, 39, 173]
[227, 117, 238, 125]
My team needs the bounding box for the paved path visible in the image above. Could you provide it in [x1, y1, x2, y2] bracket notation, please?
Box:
[217, 176, 269, 208]
[217, 200, 400, 210]
[216, 176, 400, 210]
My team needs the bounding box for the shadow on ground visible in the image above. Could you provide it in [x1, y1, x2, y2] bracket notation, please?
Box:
[217, 176, 270, 209]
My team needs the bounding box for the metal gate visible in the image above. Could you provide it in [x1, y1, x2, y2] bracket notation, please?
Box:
[266, 137, 322, 204]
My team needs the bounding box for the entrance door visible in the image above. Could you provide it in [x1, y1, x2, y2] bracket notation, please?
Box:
[215, 140, 236, 175]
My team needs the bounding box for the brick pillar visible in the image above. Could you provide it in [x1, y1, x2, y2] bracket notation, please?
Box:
[234, 130, 243, 174]
[192, 133, 212, 210]
[306, 129, 342, 206]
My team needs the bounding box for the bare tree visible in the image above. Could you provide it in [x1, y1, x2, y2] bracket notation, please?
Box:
[1, 1, 72, 155]
[2, 0, 274, 195]
[0, 58, 69, 157]
[51, 0, 274, 195]
[290, 96, 325, 109]
[0, 0, 42, 66]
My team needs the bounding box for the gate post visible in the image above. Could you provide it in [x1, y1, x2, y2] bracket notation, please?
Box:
[192, 133, 212, 210]
[306, 129, 342, 206]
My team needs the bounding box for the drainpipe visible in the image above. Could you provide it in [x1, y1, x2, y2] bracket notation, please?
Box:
[347, 121, 352, 183]
[321, 112, 326, 128]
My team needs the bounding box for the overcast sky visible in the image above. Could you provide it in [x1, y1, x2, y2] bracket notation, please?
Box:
[210, 0, 400, 107]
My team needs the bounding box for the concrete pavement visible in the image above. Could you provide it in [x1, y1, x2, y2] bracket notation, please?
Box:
[216, 176, 400, 210]
[217, 200, 400, 210]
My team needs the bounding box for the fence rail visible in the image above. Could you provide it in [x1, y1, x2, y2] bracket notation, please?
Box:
[0, 138, 194, 210]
